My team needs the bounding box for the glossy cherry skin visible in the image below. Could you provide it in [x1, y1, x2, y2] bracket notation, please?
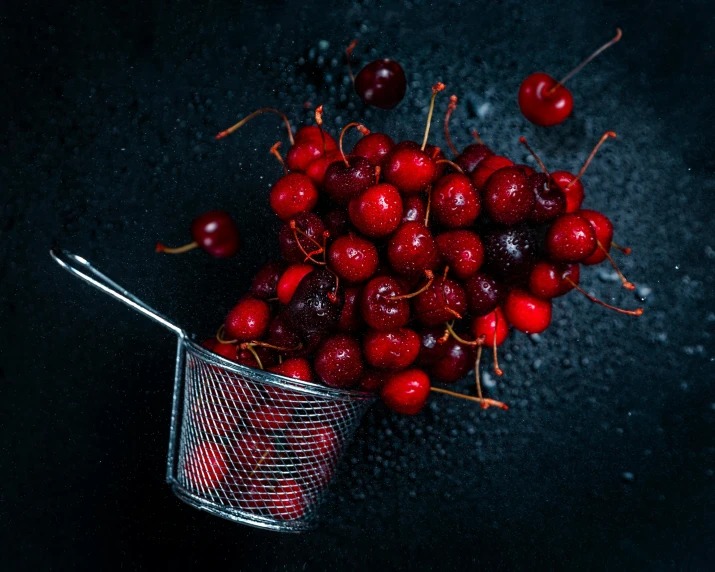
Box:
[464, 272, 506, 316]
[328, 234, 379, 283]
[482, 224, 539, 284]
[578, 209, 614, 265]
[483, 167, 534, 225]
[415, 326, 451, 367]
[337, 286, 363, 333]
[348, 183, 403, 238]
[430, 337, 476, 383]
[387, 222, 439, 277]
[529, 261, 580, 299]
[546, 213, 597, 262]
[185, 441, 229, 491]
[324, 157, 375, 204]
[413, 277, 468, 326]
[267, 357, 315, 382]
[550, 171, 584, 213]
[457, 143, 495, 174]
[431, 173, 481, 228]
[314, 334, 364, 388]
[305, 149, 343, 187]
[278, 212, 325, 264]
[351, 132, 395, 164]
[435, 230, 484, 281]
[402, 195, 427, 224]
[286, 268, 343, 339]
[471, 156, 515, 190]
[294, 125, 337, 145]
[359, 369, 390, 392]
[472, 307, 509, 346]
[518, 72, 574, 127]
[251, 260, 286, 300]
[503, 288, 552, 334]
[354, 59, 407, 109]
[360, 276, 410, 331]
[202, 338, 238, 361]
[185, 211, 241, 258]
[363, 328, 421, 370]
[381, 368, 431, 415]
[224, 297, 271, 341]
[277, 264, 314, 305]
[528, 173, 566, 224]
[235, 345, 276, 369]
[270, 173, 319, 221]
[266, 311, 303, 349]
[286, 131, 338, 173]
[382, 146, 436, 194]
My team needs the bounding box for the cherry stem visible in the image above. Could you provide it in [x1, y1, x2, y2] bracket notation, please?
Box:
[270, 142, 288, 175]
[445, 322, 483, 347]
[566, 278, 643, 316]
[346, 39, 358, 84]
[155, 241, 199, 255]
[215, 107, 295, 145]
[493, 312, 504, 376]
[375, 165, 381, 186]
[430, 387, 509, 411]
[315, 105, 327, 154]
[444, 95, 459, 157]
[424, 185, 432, 227]
[566, 131, 617, 189]
[611, 241, 632, 255]
[327, 269, 340, 304]
[475, 345, 483, 399]
[598, 241, 635, 290]
[216, 324, 238, 345]
[471, 129, 484, 145]
[438, 328, 450, 344]
[241, 341, 303, 353]
[244, 344, 264, 370]
[421, 82, 446, 151]
[388, 270, 434, 300]
[518, 136, 550, 176]
[436, 159, 465, 175]
[339, 122, 370, 167]
[547, 28, 623, 95]
[290, 221, 326, 265]
[248, 450, 271, 479]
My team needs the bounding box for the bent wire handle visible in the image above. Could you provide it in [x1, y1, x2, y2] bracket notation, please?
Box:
[50, 248, 185, 338]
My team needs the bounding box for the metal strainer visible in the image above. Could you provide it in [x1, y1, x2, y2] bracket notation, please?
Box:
[50, 249, 375, 532]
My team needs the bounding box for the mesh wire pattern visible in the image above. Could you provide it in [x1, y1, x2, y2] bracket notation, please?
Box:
[171, 340, 375, 532]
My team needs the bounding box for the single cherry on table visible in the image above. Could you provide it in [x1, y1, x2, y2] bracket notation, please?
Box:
[346, 40, 407, 110]
[156, 210, 240, 258]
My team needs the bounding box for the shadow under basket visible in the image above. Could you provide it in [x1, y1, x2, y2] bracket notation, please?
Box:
[51, 248, 375, 532]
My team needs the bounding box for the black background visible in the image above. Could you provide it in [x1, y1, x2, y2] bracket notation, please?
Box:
[2, 0, 714, 569]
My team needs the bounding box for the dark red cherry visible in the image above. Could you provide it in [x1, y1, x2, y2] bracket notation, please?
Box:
[482, 224, 539, 283]
[277, 264, 314, 305]
[413, 277, 468, 326]
[472, 307, 510, 347]
[246, 405, 293, 434]
[266, 311, 303, 349]
[337, 286, 364, 333]
[529, 261, 580, 299]
[235, 345, 275, 369]
[360, 276, 410, 331]
[185, 441, 228, 491]
[527, 173, 566, 224]
[431, 173, 480, 228]
[483, 167, 534, 225]
[286, 268, 343, 339]
[382, 145, 436, 194]
[516, 164, 537, 177]
[471, 156, 515, 190]
[259, 479, 307, 521]
[550, 171, 584, 213]
[381, 369, 431, 415]
[285, 421, 339, 462]
[314, 334, 365, 388]
[156, 211, 240, 258]
[415, 326, 450, 367]
[518, 73, 574, 127]
[351, 132, 395, 165]
[202, 338, 238, 361]
[464, 272, 506, 316]
[546, 213, 597, 262]
[387, 222, 439, 277]
[359, 369, 390, 392]
[270, 173, 319, 221]
[401, 195, 427, 224]
[503, 288, 552, 334]
[435, 230, 484, 281]
[328, 234, 379, 283]
[305, 149, 343, 187]
[224, 296, 271, 342]
[279, 212, 325, 264]
[578, 209, 614, 265]
[231, 432, 277, 472]
[456, 143, 495, 174]
[251, 260, 286, 300]
[324, 156, 374, 204]
[363, 328, 421, 370]
[322, 208, 352, 239]
[268, 357, 315, 382]
[354, 59, 407, 110]
[430, 336, 476, 383]
[348, 183, 403, 238]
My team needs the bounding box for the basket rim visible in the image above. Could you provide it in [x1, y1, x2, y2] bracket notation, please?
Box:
[184, 337, 377, 402]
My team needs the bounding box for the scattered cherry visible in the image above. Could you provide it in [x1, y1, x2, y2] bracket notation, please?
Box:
[503, 288, 552, 334]
[270, 173, 319, 221]
[464, 272, 506, 316]
[337, 286, 364, 333]
[528, 261, 580, 299]
[550, 171, 584, 213]
[528, 173, 566, 224]
[546, 212, 597, 263]
[286, 268, 343, 339]
[347, 40, 407, 110]
[156, 210, 241, 258]
[578, 209, 614, 266]
[415, 326, 451, 367]
[381, 368, 431, 414]
[429, 335, 476, 383]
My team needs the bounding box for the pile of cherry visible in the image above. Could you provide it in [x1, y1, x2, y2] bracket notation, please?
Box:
[158, 83, 643, 418]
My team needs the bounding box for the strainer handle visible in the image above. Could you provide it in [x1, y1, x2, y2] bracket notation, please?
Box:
[50, 248, 186, 338]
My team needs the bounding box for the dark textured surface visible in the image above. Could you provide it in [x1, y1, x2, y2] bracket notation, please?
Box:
[2, 0, 714, 569]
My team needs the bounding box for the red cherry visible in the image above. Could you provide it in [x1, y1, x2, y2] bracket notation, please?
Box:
[277, 264, 314, 305]
[224, 297, 271, 342]
[286, 421, 340, 461]
[328, 234, 379, 283]
[231, 432, 277, 472]
[387, 222, 439, 277]
[578, 209, 614, 265]
[286, 126, 338, 172]
[415, 326, 450, 367]
[359, 369, 390, 392]
[401, 195, 427, 224]
[278, 212, 325, 264]
[202, 338, 238, 361]
[470, 156, 515, 190]
[251, 260, 286, 300]
[550, 171, 585, 213]
[305, 149, 343, 187]
[314, 334, 365, 388]
[456, 143, 495, 174]
[431, 173, 480, 228]
[184, 441, 228, 492]
[337, 286, 364, 333]
[472, 307, 509, 347]
[413, 277, 467, 326]
[156, 210, 240, 258]
[360, 276, 410, 331]
[429, 336, 476, 383]
[382, 145, 436, 194]
[528, 261, 580, 299]
[270, 173, 319, 221]
[464, 272, 506, 316]
[351, 132, 395, 164]
[483, 167, 534, 225]
[347, 41, 407, 109]
[348, 183, 403, 238]
[294, 125, 337, 145]
[267, 479, 307, 521]
[267, 357, 314, 382]
[363, 328, 421, 370]
[381, 368, 431, 415]
[324, 156, 374, 204]
[528, 173, 566, 224]
[435, 230, 484, 281]
[546, 213, 597, 262]
[246, 405, 293, 433]
[503, 288, 552, 334]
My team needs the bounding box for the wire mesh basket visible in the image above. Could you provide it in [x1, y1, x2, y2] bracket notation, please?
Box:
[51, 249, 375, 532]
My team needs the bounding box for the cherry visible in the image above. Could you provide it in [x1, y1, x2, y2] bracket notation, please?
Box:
[348, 183, 403, 238]
[435, 230, 484, 281]
[232, 432, 277, 471]
[527, 173, 566, 224]
[464, 272, 506, 316]
[503, 288, 552, 334]
[455, 143, 494, 174]
[359, 369, 390, 392]
[429, 335, 476, 383]
[415, 326, 451, 367]
[266, 479, 307, 521]
[156, 210, 240, 258]
[322, 208, 352, 238]
[363, 328, 421, 370]
[267, 357, 314, 382]
[387, 221, 439, 277]
[279, 212, 326, 264]
[286, 268, 343, 339]
[529, 261, 580, 299]
[431, 173, 481, 228]
[286, 421, 339, 461]
[184, 441, 229, 492]
[401, 195, 427, 224]
[482, 224, 539, 283]
[550, 171, 584, 213]
[235, 345, 275, 369]
[470, 155, 515, 190]
[216, 107, 295, 143]
[251, 260, 286, 300]
[277, 264, 314, 305]
[266, 311, 303, 349]
[482, 166, 534, 225]
[294, 124, 336, 145]
[224, 296, 271, 342]
[413, 276, 467, 326]
[519, 29, 622, 127]
[305, 149, 343, 187]
[578, 209, 614, 265]
[347, 40, 407, 109]
[202, 338, 238, 361]
[351, 132, 396, 165]
[328, 234, 379, 283]
[314, 334, 365, 388]
[472, 307, 510, 347]
[286, 117, 338, 173]
[360, 276, 410, 331]
[324, 125, 374, 204]
[381, 368, 431, 415]
[546, 212, 597, 262]
[270, 173, 319, 221]
[246, 405, 293, 433]
[337, 286, 364, 333]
